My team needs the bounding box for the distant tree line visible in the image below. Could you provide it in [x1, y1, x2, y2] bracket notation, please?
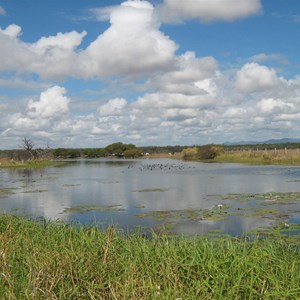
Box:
[2, 138, 300, 161]
[140, 145, 185, 154]
[52, 142, 143, 159]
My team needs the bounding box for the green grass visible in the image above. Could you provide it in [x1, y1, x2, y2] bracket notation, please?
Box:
[0, 214, 299, 299]
[0, 158, 67, 169]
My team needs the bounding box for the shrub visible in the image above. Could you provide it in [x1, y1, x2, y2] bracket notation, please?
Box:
[180, 147, 198, 160]
[198, 145, 224, 160]
[124, 148, 143, 158]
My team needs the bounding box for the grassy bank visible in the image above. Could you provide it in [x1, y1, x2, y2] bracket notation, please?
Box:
[0, 214, 299, 299]
[214, 151, 300, 165]
[0, 158, 65, 169]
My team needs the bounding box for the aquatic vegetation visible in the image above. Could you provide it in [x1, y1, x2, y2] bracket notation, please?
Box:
[64, 204, 125, 214]
[208, 192, 300, 204]
[134, 205, 231, 223]
[134, 205, 146, 208]
[21, 189, 48, 194]
[0, 188, 15, 198]
[132, 188, 170, 192]
[209, 192, 300, 204]
[248, 222, 300, 244]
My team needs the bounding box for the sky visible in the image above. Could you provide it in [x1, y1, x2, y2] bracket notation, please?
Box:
[1, 0, 300, 149]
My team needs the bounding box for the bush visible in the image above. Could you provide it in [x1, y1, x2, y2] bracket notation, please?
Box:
[53, 148, 81, 159]
[180, 147, 198, 160]
[198, 145, 224, 160]
[83, 148, 105, 158]
[104, 142, 136, 156]
[124, 148, 143, 158]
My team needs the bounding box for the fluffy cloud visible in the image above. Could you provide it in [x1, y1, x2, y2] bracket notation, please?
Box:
[3, 0, 300, 148]
[0, 25, 82, 77]
[235, 63, 280, 93]
[4, 67, 300, 148]
[0, 1, 177, 80]
[8, 86, 70, 135]
[157, 0, 262, 23]
[32, 31, 87, 52]
[249, 53, 289, 65]
[256, 98, 295, 115]
[148, 51, 218, 95]
[0, 24, 22, 38]
[27, 86, 70, 118]
[98, 98, 128, 116]
[80, 1, 177, 78]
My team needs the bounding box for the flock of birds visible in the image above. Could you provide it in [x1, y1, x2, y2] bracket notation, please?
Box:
[127, 162, 196, 172]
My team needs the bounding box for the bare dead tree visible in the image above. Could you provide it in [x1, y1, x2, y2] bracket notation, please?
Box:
[20, 137, 36, 160]
[22, 137, 34, 151]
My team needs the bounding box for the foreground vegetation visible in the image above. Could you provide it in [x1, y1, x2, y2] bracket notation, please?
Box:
[0, 214, 299, 299]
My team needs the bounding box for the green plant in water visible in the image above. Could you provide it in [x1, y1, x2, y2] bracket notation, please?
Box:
[132, 188, 169, 192]
[63, 204, 125, 213]
[0, 188, 15, 198]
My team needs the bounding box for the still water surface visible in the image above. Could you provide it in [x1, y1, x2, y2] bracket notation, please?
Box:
[1, 158, 300, 236]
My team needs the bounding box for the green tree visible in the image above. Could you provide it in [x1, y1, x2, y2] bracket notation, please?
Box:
[124, 148, 143, 158]
[104, 142, 136, 156]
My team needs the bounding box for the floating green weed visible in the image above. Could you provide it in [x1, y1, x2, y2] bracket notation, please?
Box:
[64, 204, 125, 213]
[0, 188, 15, 198]
[209, 192, 300, 204]
[206, 192, 300, 227]
[135, 205, 231, 225]
[22, 189, 48, 194]
[242, 208, 280, 219]
[248, 222, 300, 244]
[134, 205, 146, 208]
[132, 188, 169, 192]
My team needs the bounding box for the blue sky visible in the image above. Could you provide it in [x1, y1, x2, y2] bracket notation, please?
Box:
[1, 0, 300, 149]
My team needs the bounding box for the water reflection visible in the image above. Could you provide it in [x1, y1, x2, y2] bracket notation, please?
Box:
[1, 159, 300, 236]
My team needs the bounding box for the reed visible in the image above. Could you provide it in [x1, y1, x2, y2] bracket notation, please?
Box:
[0, 214, 299, 299]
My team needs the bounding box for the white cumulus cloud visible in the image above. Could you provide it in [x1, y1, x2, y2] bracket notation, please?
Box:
[256, 98, 295, 115]
[28, 86, 70, 118]
[32, 31, 87, 52]
[7, 86, 71, 141]
[0, 24, 22, 38]
[0, 1, 178, 80]
[98, 98, 128, 116]
[157, 0, 262, 23]
[79, 0, 177, 78]
[235, 63, 279, 93]
[148, 51, 218, 95]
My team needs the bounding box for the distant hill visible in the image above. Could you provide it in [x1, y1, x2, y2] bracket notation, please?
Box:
[223, 138, 300, 146]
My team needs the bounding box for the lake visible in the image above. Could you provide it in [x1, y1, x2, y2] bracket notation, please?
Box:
[1, 158, 300, 236]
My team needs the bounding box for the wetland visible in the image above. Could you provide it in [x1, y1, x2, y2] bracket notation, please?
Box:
[1, 158, 300, 237]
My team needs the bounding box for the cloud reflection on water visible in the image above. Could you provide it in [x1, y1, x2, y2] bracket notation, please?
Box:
[1, 159, 300, 236]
